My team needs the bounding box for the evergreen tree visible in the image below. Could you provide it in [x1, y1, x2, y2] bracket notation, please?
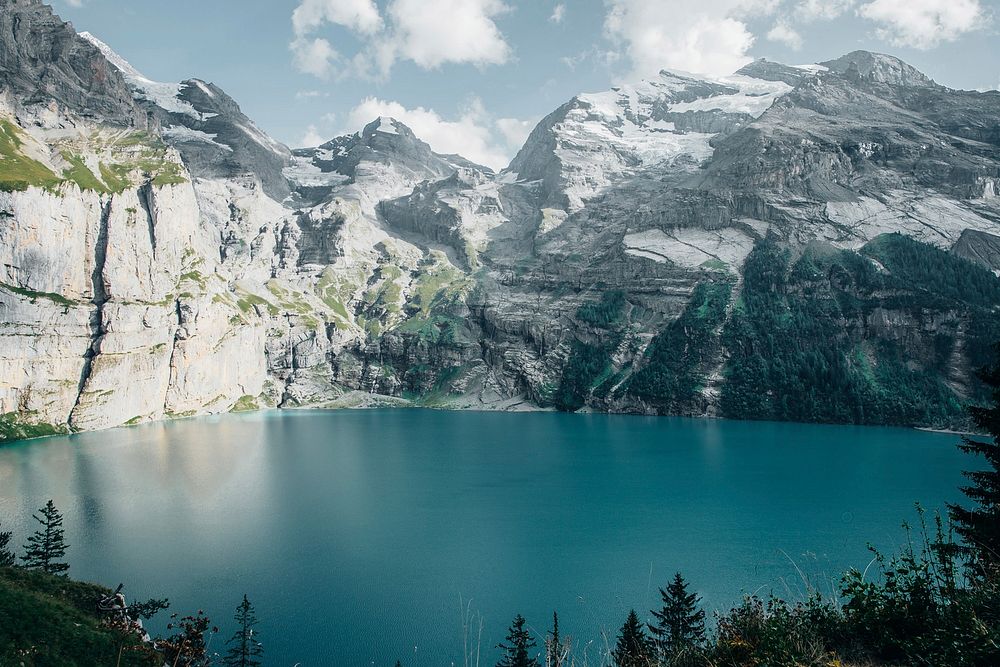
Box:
[612, 609, 654, 667]
[949, 344, 1000, 569]
[0, 523, 14, 567]
[546, 611, 566, 667]
[21, 499, 69, 575]
[496, 614, 540, 667]
[223, 594, 263, 667]
[648, 573, 706, 659]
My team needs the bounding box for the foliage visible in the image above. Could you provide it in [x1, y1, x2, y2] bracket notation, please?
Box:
[223, 595, 263, 667]
[545, 611, 568, 667]
[576, 290, 626, 328]
[839, 509, 1000, 666]
[612, 609, 655, 667]
[710, 595, 836, 667]
[950, 343, 1000, 569]
[21, 500, 69, 575]
[552, 337, 618, 411]
[720, 238, 988, 427]
[0, 567, 159, 666]
[161, 610, 218, 667]
[496, 614, 540, 667]
[649, 573, 706, 662]
[626, 281, 732, 410]
[0, 525, 13, 567]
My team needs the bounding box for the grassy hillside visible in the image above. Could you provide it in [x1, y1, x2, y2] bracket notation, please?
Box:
[0, 567, 157, 666]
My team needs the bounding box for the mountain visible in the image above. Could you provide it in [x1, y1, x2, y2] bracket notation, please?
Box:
[0, 0, 998, 441]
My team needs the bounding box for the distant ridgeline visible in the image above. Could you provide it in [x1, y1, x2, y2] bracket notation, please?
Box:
[1, 0, 1000, 440]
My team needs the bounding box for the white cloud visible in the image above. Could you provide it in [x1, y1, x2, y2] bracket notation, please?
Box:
[496, 117, 538, 153]
[766, 21, 804, 49]
[65, 0, 83, 6]
[550, 3, 567, 23]
[290, 0, 513, 78]
[291, 0, 383, 36]
[858, 0, 986, 49]
[342, 97, 532, 170]
[795, 0, 856, 21]
[298, 124, 326, 148]
[383, 0, 512, 71]
[290, 37, 340, 79]
[603, 0, 764, 78]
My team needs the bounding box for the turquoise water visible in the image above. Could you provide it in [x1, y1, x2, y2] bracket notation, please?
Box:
[0, 409, 969, 666]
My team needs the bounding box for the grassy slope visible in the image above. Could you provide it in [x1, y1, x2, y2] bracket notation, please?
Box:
[0, 567, 156, 666]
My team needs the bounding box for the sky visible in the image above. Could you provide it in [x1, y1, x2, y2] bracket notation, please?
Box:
[54, 0, 1000, 170]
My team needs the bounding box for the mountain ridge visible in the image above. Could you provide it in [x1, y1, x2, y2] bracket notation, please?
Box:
[0, 0, 998, 441]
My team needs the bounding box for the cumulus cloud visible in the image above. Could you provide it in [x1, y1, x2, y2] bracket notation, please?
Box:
[341, 97, 533, 170]
[290, 0, 513, 78]
[603, 0, 772, 78]
[291, 0, 383, 35]
[65, 0, 83, 6]
[550, 3, 567, 23]
[383, 0, 512, 71]
[767, 20, 804, 49]
[290, 36, 340, 79]
[858, 0, 986, 49]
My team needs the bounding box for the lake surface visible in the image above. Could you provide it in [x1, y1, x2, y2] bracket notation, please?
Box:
[0, 409, 970, 666]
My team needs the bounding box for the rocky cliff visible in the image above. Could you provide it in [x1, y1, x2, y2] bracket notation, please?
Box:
[0, 0, 998, 440]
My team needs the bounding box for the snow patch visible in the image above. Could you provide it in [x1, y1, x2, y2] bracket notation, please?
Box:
[162, 126, 232, 152]
[623, 227, 756, 269]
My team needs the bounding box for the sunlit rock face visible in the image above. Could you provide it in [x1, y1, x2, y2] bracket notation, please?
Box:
[1, 0, 999, 439]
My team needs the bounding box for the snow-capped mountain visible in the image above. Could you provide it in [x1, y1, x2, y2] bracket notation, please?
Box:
[0, 0, 998, 441]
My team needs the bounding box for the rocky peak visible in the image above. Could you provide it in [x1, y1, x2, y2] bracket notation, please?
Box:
[821, 50, 936, 88]
[0, 0, 145, 126]
[81, 32, 291, 201]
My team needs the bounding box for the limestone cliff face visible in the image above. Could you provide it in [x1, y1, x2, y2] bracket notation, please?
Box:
[0, 0, 999, 440]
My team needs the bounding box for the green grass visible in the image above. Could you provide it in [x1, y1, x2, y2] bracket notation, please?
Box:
[99, 162, 131, 193]
[0, 412, 67, 443]
[0, 120, 60, 192]
[231, 395, 260, 413]
[60, 152, 107, 192]
[0, 282, 76, 307]
[0, 568, 158, 666]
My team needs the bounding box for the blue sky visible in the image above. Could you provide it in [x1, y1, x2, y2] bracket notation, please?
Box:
[55, 0, 999, 169]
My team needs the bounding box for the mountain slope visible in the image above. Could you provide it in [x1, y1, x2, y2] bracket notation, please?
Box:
[0, 0, 998, 440]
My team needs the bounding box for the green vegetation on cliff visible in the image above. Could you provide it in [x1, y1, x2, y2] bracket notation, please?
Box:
[625, 281, 733, 411]
[720, 236, 997, 427]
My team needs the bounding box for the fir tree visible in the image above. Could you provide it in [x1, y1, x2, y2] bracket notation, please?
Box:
[21, 499, 69, 575]
[496, 614, 540, 667]
[648, 573, 705, 659]
[949, 343, 1000, 569]
[0, 523, 14, 567]
[546, 611, 566, 667]
[223, 594, 263, 667]
[613, 609, 654, 667]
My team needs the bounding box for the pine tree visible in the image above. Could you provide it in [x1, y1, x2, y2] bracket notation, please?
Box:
[546, 611, 566, 667]
[612, 609, 654, 667]
[21, 499, 69, 575]
[0, 523, 14, 567]
[223, 594, 263, 667]
[496, 614, 540, 667]
[949, 344, 1000, 569]
[648, 573, 705, 659]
